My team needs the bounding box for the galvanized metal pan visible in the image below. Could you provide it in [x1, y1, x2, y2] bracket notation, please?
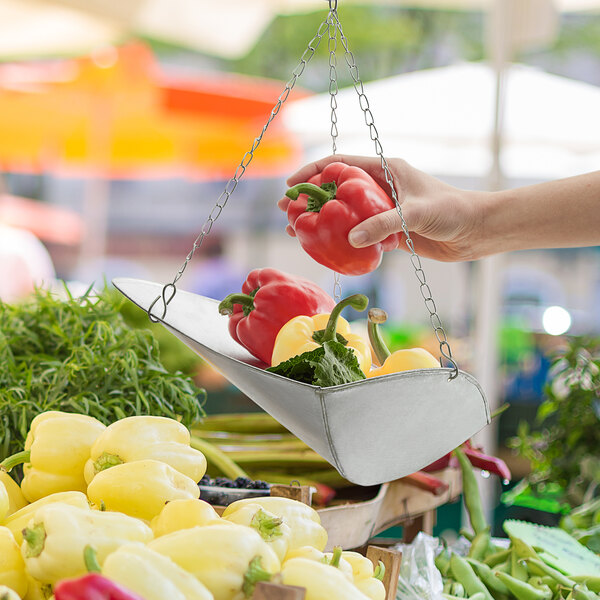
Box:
[113, 277, 490, 486]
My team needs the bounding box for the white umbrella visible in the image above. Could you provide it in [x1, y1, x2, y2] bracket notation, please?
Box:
[282, 61, 600, 182]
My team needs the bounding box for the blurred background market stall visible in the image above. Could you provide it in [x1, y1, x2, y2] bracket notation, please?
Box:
[1, 0, 599, 538]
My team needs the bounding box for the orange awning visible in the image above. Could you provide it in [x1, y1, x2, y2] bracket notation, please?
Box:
[0, 44, 308, 180]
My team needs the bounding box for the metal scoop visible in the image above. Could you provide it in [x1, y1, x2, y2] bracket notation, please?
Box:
[113, 277, 490, 486]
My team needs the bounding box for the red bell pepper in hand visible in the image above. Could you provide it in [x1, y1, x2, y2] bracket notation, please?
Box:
[54, 574, 145, 600]
[218, 267, 335, 366]
[283, 162, 401, 275]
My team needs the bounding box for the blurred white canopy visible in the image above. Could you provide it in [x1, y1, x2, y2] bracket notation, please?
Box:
[282, 62, 600, 181]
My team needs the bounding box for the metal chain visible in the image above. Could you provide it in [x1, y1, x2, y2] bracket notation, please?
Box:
[333, 12, 459, 378]
[147, 16, 331, 322]
[327, 7, 342, 303]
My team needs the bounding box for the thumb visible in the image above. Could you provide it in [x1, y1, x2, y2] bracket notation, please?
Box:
[348, 206, 418, 248]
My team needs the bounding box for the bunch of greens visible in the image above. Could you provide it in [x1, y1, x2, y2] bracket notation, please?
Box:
[0, 286, 205, 462]
[509, 336, 600, 506]
[267, 340, 366, 387]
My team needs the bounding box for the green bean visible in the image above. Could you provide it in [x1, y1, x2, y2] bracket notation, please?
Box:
[451, 582, 467, 597]
[455, 447, 488, 535]
[572, 585, 600, 600]
[484, 548, 512, 567]
[466, 558, 511, 596]
[450, 554, 494, 600]
[436, 547, 453, 577]
[572, 577, 600, 594]
[469, 529, 492, 561]
[524, 558, 576, 588]
[494, 571, 553, 600]
[510, 548, 529, 581]
[510, 536, 540, 560]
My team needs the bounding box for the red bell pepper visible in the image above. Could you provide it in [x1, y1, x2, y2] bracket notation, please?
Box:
[218, 267, 335, 366]
[54, 574, 145, 600]
[284, 162, 401, 275]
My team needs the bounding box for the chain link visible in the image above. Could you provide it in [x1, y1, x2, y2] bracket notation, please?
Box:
[327, 8, 342, 303]
[333, 12, 459, 379]
[147, 17, 331, 322]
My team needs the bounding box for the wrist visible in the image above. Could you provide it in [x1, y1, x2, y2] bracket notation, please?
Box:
[473, 189, 518, 258]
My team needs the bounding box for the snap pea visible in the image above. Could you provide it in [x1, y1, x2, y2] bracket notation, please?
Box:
[466, 558, 511, 597]
[450, 554, 495, 600]
[524, 558, 576, 588]
[484, 549, 512, 568]
[494, 560, 511, 574]
[469, 594, 487, 600]
[494, 571, 553, 600]
[455, 447, 488, 535]
[460, 528, 476, 542]
[469, 529, 492, 561]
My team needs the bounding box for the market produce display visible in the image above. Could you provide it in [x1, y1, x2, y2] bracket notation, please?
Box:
[282, 161, 401, 276]
[0, 409, 397, 600]
[0, 288, 205, 463]
[435, 447, 600, 600]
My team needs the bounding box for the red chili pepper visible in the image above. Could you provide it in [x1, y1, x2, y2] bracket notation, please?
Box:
[54, 574, 145, 600]
[218, 267, 335, 366]
[284, 162, 400, 275]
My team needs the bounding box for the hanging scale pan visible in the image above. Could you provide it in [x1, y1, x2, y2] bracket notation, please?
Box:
[113, 1, 490, 486]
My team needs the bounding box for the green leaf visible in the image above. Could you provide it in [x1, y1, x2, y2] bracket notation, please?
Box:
[266, 340, 366, 387]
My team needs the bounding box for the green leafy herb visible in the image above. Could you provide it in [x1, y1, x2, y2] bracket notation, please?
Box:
[0, 286, 205, 463]
[266, 340, 366, 387]
[508, 336, 600, 506]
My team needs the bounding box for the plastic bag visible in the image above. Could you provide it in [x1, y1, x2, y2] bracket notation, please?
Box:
[394, 532, 444, 600]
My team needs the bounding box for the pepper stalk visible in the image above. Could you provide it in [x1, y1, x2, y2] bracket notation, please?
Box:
[286, 181, 337, 213]
[241, 556, 273, 598]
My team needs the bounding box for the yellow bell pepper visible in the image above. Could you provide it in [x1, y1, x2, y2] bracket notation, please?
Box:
[84, 416, 206, 485]
[23, 575, 52, 600]
[222, 497, 327, 555]
[342, 551, 386, 600]
[5, 411, 106, 503]
[4, 491, 90, 544]
[0, 472, 27, 518]
[87, 459, 200, 521]
[284, 546, 353, 581]
[151, 498, 223, 537]
[149, 523, 280, 600]
[0, 526, 28, 598]
[223, 503, 291, 562]
[102, 543, 214, 600]
[0, 585, 21, 600]
[271, 294, 372, 374]
[21, 502, 153, 585]
[366, 308, 440, 377]
[281, 557, 371, 600]
[0, 482, 8, 524]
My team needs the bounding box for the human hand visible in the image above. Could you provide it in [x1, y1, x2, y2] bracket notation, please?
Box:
[279, 154, 487, 262]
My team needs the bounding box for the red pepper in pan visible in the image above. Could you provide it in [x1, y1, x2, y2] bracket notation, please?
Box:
[54, 574, 145, 600]
[218, 267, 335, 366]
[283, 162, 401, 275]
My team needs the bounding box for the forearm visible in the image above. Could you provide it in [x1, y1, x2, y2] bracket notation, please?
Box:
[478, 171, 600, 256]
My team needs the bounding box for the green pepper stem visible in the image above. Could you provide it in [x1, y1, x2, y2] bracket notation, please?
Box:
[323, 294, 368, 344]
[374, 560, 386, 581]
[93, 452, 124, 475]
[367, 308, 391, 365]
[23, 522, 46, 558]
[84, 545, 102, 573]
[286, 181, 337, 212]
[251, 509, 283, 541]
[0, 450, 31, 473]
[242, 556, 272, 598]
[218, 293, 255, 316]
[329, 546, 343, 568]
